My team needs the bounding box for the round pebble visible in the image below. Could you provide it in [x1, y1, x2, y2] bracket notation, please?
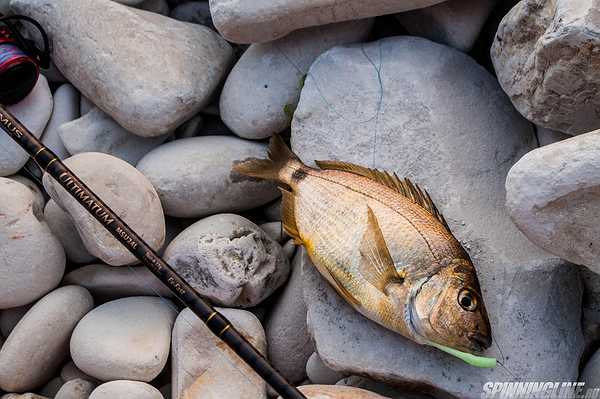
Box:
[70, 296, 177, 382]
[0, 286, 93, 392]
[89, 380, 163, 399]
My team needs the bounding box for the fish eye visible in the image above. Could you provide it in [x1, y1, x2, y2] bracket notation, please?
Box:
[458, 289, 478, 312]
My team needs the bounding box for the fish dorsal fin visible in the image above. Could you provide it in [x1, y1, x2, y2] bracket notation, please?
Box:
[279, 187, 302, 245]
[315, 160, 450, 230]
[359, 207, 405, 293]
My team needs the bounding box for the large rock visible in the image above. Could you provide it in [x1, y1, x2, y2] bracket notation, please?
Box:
[137, 136, 280, 218]
[491, 0, 600, 135]
[0, 76, 53, 176]
[506, 131, 600, 273]
[43, 152, 166, 266]
[292, 37, 583, 397]
[220, 20, 373, 140]
[41, 83, 79, 160]
[89, 381, 163, 399]
[208, 0, 447, 43]
[63, 263, 173, 302]
[0, 286, 93, 392]
[163, 214, 290, 307]
[278, 385, 388, 399]
[395, 0, 497, 52]
[0, 178, 65, 309]
[44, 200, 95, 264]
[172, 307, 267, 399]
[11, 0, 233, 137]
[59, 107, 169, 165]
[70, 296, 177, 382]
[265, 249, 314, 384]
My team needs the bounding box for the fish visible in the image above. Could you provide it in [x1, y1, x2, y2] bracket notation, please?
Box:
[233, 135, 492, 356]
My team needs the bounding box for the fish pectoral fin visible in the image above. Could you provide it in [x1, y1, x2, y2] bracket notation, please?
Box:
[359, 207, 405, 293]
[315, 160, 450, 231]
[280, 187, 302, 245]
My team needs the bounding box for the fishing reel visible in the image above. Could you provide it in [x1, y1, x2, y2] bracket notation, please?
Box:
[0, 14, 49, 105]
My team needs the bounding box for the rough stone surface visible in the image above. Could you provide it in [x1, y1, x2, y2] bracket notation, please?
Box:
[42, 83, 79, 159]
[43, 152, 165, 266]
[265, 249, 314, 384]
[11, 0, 233, 137]
[278, 385, 388, 399]
[292, 37, 582, 397]
[395, 0, 497, 52]
[59, 107, 169, 165]
[44, 200, 95, 264]
[220, 20, 372, 140]
[137, 136, 279, 218]
[54, 379, 96, 399]
[63, 264, 173, 302]
[506, 131, 600, 273]
[164, 214, 290, 307]
[172, 307, 267, 399]
[208, 0, 447, 43]
[306, 352, 345, 385]
[491, 0, 600, 135]
[89, 381, 163, 399]
[70, 296, 177, 382]
[0, 286, 93, 392]
[0, 76, 52, 176]
[0, 178, 65, 309]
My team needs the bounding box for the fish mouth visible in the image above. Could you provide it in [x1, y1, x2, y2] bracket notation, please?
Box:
[468, 332, 492, 352]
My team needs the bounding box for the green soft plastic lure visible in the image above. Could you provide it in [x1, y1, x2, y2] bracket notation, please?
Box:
[427, 340, 497, 368]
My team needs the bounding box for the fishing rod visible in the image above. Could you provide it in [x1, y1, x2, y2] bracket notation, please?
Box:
[0, 104, 306, 399]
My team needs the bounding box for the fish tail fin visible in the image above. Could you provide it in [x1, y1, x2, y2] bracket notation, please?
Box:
[233, 134, 304, 185]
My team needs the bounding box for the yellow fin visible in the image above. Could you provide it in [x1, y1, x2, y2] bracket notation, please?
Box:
[322, 268, 361, 308]
[279, 187, 302, 244]
[315, 160, 449, 230]
[359, 207, 405, 293]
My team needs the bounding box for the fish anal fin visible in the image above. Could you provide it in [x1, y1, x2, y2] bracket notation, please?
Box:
[323, 268, 361, 308]
[359, 207, 405, 293]
[279, 187, 302, 244]
[315, 160, 450, 231]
